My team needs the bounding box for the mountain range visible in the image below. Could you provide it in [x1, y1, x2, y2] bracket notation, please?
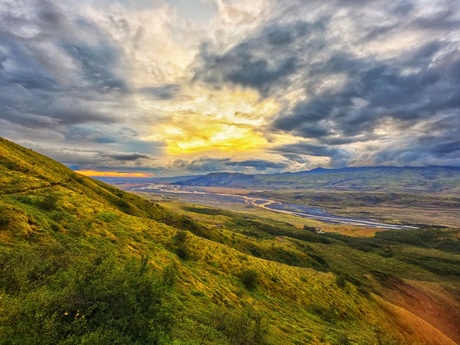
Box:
[172, 166, 460, 194]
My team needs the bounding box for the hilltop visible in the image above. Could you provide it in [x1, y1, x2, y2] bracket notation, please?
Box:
[0, 137, 459, 345]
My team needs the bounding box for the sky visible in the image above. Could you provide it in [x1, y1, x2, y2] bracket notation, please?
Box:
[0, 0, 459, 177]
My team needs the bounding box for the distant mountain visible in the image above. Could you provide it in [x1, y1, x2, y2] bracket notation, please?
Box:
[173, 166, 460, 193]
[291, 166, 460, 175]
[173, 172, 259, 186]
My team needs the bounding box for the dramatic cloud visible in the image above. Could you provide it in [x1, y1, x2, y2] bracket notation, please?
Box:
[193, 0, 460, 169]
[193, 18, 324, 96]
[140, 84, 181, 100]
[225, 159, 289, 171]
[0, 0, 132, 153]
[273, 142, 352, 167]
[1, 0, 459, 175]
[171, 156, 289, 174]
[172, 157, 232, 173]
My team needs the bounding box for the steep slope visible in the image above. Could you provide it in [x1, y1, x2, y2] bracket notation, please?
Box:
[1, 137, 459, 345]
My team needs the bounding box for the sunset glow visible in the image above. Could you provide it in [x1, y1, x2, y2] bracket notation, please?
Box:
[162, 123, 267, 154]
[0, 0, 458, 176]
[75, 170, 154, 178]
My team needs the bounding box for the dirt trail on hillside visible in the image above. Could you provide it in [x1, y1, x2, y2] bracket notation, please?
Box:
[0, 183, 60, 196]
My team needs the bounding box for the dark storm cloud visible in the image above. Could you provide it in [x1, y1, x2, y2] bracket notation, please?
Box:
[140, 84, 181, 100]
[62, 43, 127, 93]
[6, 74, 58, 91]
[192, 0, 460, 166]
[104, 152, 153, 162]
[423, 140, 460, 155]
[225, 159, 288, 171]
[195, 44, 296, 95]
[320, 135, 377, 146]
[0, 0, 165, 175]
[370, 139, 460, 166]
[273, 142, 353, 167]
[38, 1, 127, 93]
[225, 56, 297, 95]
[273, 41, 460, 140]
[412, 6, 460, 30]
[390, 1, 415, 17]
[0, 0, 128, 141]
[274, 142, 351, 159]
[62, 125, 139, 145]
[122, 140, 166, 155]
[172, 157, 288, 173]
[416, 122, 460, 156]
[279, 153, 310, 164]
[353, 114, 460, 166]
[22, 144, 160, 171]
[193, 20, 325, 95]
[54, 109, 114, 125]
[173, 157, 231, 172]
[2, 0, 460, 173]
[1, 1, 118, 89]
[0, 102, 115, 132]
[0, 107, 59, 130]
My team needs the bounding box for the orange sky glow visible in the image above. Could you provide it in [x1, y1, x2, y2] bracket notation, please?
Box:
[75, 170, 154, 178]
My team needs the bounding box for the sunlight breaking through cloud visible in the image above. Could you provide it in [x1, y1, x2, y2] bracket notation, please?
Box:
[0, 0, 459, 175]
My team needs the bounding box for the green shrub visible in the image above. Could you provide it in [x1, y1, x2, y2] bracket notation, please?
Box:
[190, 289, 205, 297]
[68, 221, 85, 236]
[204, 306, 269, 345]
[38, 194, 59, 211]
[172, 231, 190, 260]
[96, 212, 118, 222]
[113, 198, 133, 214]
[51, 211, 65, 222]
[0, 248, 175, 344]
[178, 216, 209, 239]
[162, 262, 179, 287]
[336, 333, 351, 345]
[335, 273, 347, 288]
[239, 269, 259, 290]
[0, 213, 10, 229]
[176, 245, 190, 260]
[0, 159, 20, 170]
[50, 223, 60, 232]
[14, 195, 33, 205]
[308, 304, 339, 324]
[174, 230, 188, 243]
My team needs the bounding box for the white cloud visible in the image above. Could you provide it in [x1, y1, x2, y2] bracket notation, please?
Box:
[1, 0, 459, 174]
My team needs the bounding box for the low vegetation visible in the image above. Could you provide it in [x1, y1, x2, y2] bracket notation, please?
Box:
[0, 247, 174, 344]
[1, 137, 459, 345]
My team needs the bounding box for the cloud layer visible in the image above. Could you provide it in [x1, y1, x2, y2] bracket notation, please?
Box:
[1, 0, 459, 175]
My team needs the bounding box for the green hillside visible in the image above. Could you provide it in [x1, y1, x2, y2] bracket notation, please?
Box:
[1, 137, 459, 345]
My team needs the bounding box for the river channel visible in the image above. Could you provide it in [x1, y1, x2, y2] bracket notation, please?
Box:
[130, 184, 417, 230]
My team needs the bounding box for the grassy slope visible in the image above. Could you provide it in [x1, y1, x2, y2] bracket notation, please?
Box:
[168, 203, 460, 342]
[1, 137, 459, 345]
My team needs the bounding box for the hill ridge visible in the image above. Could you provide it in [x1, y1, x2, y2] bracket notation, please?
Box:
[1, 137, 459, 345]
